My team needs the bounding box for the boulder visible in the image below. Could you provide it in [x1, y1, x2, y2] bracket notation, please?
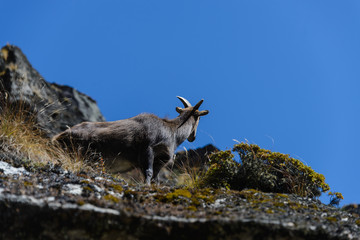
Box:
[0, 44, 105, 136]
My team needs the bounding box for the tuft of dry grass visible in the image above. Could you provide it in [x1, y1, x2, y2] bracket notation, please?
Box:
[174, 149, 208, 188]
[0, 94, 91, 173]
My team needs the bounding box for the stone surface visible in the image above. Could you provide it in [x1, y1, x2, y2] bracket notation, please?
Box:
[0, 44, 105, 136]
[0, 159, 359, 240]
[174, 144, 218, 169]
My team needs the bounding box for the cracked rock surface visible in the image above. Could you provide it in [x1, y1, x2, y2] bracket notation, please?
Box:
[0, 159, 359, 240]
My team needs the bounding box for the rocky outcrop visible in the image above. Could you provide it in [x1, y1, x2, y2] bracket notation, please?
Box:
[0, 45, 105, 136]
[0, 160, 359, 240]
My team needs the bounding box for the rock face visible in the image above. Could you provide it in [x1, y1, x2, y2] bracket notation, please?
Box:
[0, 160, 359, 240]
[174, 144, 218, 169]
[0, 44, 105, 136]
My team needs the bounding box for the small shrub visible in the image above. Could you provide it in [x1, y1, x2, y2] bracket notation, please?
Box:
[198, 150, 239, 189]
[201, 142, 337, 199]
[233, 142, 330, 198]
[328, 192, 344, 206]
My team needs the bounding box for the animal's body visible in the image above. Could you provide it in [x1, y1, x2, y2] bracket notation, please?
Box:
[52, 96, 209, 184]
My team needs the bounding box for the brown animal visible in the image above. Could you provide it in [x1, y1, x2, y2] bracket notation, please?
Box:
[52, 96, 209, 184]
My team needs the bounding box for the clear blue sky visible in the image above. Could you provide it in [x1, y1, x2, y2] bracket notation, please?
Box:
[2, 1, 359, 206]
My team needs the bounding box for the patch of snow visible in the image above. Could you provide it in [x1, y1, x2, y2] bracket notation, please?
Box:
[0, 161, 30, 176]
[64, 184, 82, 195]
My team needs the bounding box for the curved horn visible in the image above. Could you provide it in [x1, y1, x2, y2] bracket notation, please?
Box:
[177, 96, 192, 108]
[193, 99, 204, 111]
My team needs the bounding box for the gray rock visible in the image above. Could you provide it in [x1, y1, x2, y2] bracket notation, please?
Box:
[0, 44, 105, 136]
[174, 144, 218, 169]
[1, 160, 359, 240]
[343, 204, 360, 216]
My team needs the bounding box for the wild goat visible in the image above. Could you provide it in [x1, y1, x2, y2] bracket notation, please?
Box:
[52, 96, 209, 184]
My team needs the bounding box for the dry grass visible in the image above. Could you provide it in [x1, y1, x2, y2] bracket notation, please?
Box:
[0, 95, 91, 173]
[174, 149, 207, 188]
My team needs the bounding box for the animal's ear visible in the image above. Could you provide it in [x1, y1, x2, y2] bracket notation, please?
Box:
[197, 110, 209, 116]
[176, 107, 183, 113]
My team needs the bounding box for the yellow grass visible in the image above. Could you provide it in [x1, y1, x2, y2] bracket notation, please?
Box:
[0, 96, 90, 172]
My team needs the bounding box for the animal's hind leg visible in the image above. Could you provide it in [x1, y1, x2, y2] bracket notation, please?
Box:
[141, 147, 154, 185]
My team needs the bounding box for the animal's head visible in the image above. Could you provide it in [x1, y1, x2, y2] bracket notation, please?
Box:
[176, 96, 209, 142]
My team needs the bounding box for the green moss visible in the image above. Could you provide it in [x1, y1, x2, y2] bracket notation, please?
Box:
[77, 200, 85, 206]
[274, 202, 285, 208]
[266, 209, 274, 214]
[23, 181, 33, 187]
[214, 211, 222, 215]
[309, 203, 319, 210]
[83, 186, 93, 192]
[276, 193, 289, 198]
[103, 194, 120, 203]
[110, 184, 123, 193]
[239, 189, 261, 200]
[237, 189, 314, 214]
[326, 216, 338, 223]
[288, 202, 303, 210]
[154, 188, 216, 208]
[156, 189, 192, 203]
[187, 206, 197, 211]
[355, 219, 360, 226]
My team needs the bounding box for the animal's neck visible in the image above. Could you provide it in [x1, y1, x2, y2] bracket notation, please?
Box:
[173, 114, 194, 146]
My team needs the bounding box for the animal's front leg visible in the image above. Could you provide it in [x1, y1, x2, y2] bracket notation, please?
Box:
[141, 147, 154, 185]
[152, 156, 172, 184]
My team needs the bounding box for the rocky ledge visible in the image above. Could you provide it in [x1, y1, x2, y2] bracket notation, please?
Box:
[0, 159, 359, 240]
